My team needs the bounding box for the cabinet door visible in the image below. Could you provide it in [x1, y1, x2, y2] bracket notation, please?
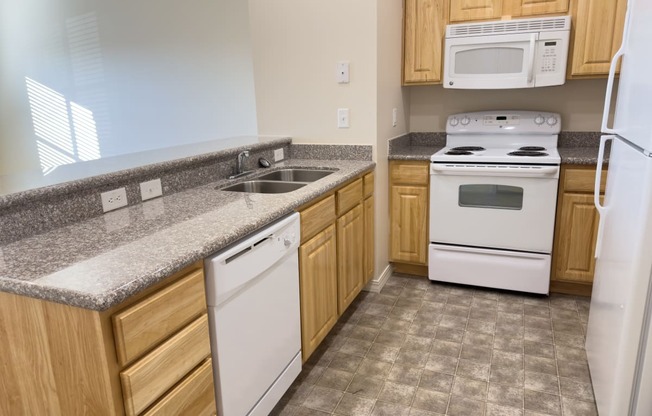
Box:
[553, 192, 600, 283]
[505, 0, 568, 17]
[570, 0, 626, 76]
[364, 196, 375, 284]
[337, 205, 364, 315]
[299, 225, 338, 361]
[403, 0, 447, 84]
[449, 0, 502, 22]
[390, 185, 428, 264]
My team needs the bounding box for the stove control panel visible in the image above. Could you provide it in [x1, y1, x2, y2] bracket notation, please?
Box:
[447, 111, 561, 134]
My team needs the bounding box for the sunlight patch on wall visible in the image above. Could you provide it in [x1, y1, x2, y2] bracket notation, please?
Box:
[25, 77, 101, 175]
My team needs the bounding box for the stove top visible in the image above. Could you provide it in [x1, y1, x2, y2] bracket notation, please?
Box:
[431, 111, 562, 165]
[431, 146, 561, 164]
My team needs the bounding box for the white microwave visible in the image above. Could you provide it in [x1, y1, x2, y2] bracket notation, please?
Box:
[443, 16, 571, 89]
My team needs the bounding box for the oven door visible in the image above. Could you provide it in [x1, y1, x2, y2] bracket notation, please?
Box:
[429, 163, 559, 253]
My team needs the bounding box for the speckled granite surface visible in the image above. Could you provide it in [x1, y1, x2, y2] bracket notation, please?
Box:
[0, 138, 292, 245]
[290, 144, 372, 160]
[0, 159, 374, 310]
[388, 131, 606, 164]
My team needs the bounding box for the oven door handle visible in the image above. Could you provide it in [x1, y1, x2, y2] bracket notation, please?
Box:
[431, 164, 559, 177]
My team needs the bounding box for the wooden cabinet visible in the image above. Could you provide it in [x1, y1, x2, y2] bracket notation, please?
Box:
[337, 204, 364, 314]
[389, 161, 429, 269]
[0, 262, 216, 416]
[449, 0, 568, 22]
[569, 0, 626, 77]
[299, 224, 338, 361]
[551, 165, 607, 295]
[403, 0, 447, 84]
[298, 170, 374, 361]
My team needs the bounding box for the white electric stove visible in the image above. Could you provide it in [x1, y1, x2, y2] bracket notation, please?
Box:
[429, 111, 561, 294]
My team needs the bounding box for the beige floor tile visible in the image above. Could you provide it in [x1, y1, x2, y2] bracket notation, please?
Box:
[561, 396, 598, 416]
[345, 374, 384, 399]
[388, 364, 423, 386]
[367, 342, 401, 363]
[356, 358, 393, 379]
[303, 386, 344, 413]
[451, 376, 488, 401]
[333, 393, 375, 416]
[411, 387, 449, 414]
[371, 400, 411, 416]
[447, 395, 486, 416]
[524, 389, 561, 415]
[418, 369, 454, 393]
[315, 367, 354, 391]
[486, 403, 523, 416]
[524, 371, 559, 395]
[425, 353, 459, 375]
[377, 381, 416, 406]
[487, 383, 524, 408]
[456, 358, 490, 381]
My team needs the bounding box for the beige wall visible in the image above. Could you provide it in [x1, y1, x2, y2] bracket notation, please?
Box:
[376, 0, 408, 279]
[249, 0, 377, 145]
[409, 78, 608, 132]
[249, 0, 408, 283]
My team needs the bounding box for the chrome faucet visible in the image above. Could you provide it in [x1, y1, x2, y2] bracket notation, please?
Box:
[229, 150, 251, 179]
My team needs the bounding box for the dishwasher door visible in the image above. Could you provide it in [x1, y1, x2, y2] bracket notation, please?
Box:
[204, 213, 301, 416]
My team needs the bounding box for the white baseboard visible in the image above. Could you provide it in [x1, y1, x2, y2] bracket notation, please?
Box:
[364, 264, 393, 293]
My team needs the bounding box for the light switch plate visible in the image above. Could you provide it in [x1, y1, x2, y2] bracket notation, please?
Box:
[338, 108, 349, 128]
[140, 178, 163, 201]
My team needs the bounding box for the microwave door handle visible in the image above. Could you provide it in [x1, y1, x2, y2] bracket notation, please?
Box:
[527, 34, 537, 85]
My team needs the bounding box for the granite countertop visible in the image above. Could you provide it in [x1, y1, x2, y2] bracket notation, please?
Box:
[388, 132, 606, 164]
[0, 159, 374, 311]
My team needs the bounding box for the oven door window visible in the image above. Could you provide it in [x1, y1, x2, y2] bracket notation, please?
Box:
[458, 184, 523, 210]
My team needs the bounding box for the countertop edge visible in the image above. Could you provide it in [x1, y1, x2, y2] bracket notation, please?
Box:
[0, 160, 375, 311]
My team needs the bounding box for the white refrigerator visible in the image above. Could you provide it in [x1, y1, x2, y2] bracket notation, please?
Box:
[586, 0, 652, 415]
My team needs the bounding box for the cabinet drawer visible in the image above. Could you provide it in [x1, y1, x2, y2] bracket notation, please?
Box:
[390, 162, 429, 185]
[142, 358, 215, 416]
[363, 172, 375, 198]
[113, 268, 206, 366]
[121, 314, 212, 416]
[563, 167, 607, 193]
[300, 194, 336, 243]
[337, 179, 363, 215]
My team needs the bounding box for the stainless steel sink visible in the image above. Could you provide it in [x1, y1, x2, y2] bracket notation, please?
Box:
[256, 168, 336, 182]
[220, 180, 306, 194]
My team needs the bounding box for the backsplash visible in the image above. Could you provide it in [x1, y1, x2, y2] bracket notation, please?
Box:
[390, 131, 600, 149]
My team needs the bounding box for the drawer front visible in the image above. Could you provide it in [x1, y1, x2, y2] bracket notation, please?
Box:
[142, 358, 216, 416]
[390, 161, 429, 186]
[113, 268, 206, 366]
[121, 314, 212, 416]
[363, 172, 374, 198]
[300, 194, 336, 243]
[337, 178, 363, 215]
[564, 167, 607, 193]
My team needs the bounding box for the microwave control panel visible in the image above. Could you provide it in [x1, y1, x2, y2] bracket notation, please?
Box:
[538, 40, 561, 73]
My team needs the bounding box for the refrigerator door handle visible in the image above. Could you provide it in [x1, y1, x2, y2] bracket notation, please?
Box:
[601, 2, 632, 133]
[594, 135, 612, 258]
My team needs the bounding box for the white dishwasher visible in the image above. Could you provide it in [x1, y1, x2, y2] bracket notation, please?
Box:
[204, 212, 302, 416]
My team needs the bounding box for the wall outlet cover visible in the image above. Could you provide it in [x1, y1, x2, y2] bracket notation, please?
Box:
[274, 148, 284, 162]
[101, 188, 128, 212]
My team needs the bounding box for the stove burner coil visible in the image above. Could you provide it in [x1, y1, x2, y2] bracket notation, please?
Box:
[451, 146, 486, 152]
[518, 146, 546, 151]
[508, 150, 549, 157]
[445, 150, 474, 155]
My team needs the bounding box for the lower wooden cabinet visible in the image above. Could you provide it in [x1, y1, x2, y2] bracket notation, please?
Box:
[0, 262, 216, 416]
[551, 165, 607, 295]
[299, 225, 338, 360]
[389, 161, 429, 270]
[298, 170, 374, 361]
[337, 204, 365, 315]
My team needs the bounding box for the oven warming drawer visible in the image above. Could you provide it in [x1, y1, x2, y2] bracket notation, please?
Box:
[429, 244, 551, 294]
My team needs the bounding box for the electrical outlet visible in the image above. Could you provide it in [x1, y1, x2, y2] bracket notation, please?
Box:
[140, 178, 163, 201]
[274, 148, 284, 162]
[101, 188, 128, 213]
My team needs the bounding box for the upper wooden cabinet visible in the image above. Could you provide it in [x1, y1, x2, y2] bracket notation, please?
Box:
[449, 0, 568, 22]
[403, 0, 447, 84]
[569, 0, 627, 77]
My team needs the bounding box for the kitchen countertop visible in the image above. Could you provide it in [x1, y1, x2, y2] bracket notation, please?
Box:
[388, 133, 606, 164]
[0, 159, 374, 310]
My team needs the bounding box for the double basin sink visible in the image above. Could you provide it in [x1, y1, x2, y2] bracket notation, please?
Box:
[221, 169, 336, 194]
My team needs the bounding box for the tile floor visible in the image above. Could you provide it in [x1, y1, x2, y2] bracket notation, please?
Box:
[271, 274, 597, 416]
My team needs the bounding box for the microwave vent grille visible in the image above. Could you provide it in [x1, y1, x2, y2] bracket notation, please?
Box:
[448, 17, 570, 37]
